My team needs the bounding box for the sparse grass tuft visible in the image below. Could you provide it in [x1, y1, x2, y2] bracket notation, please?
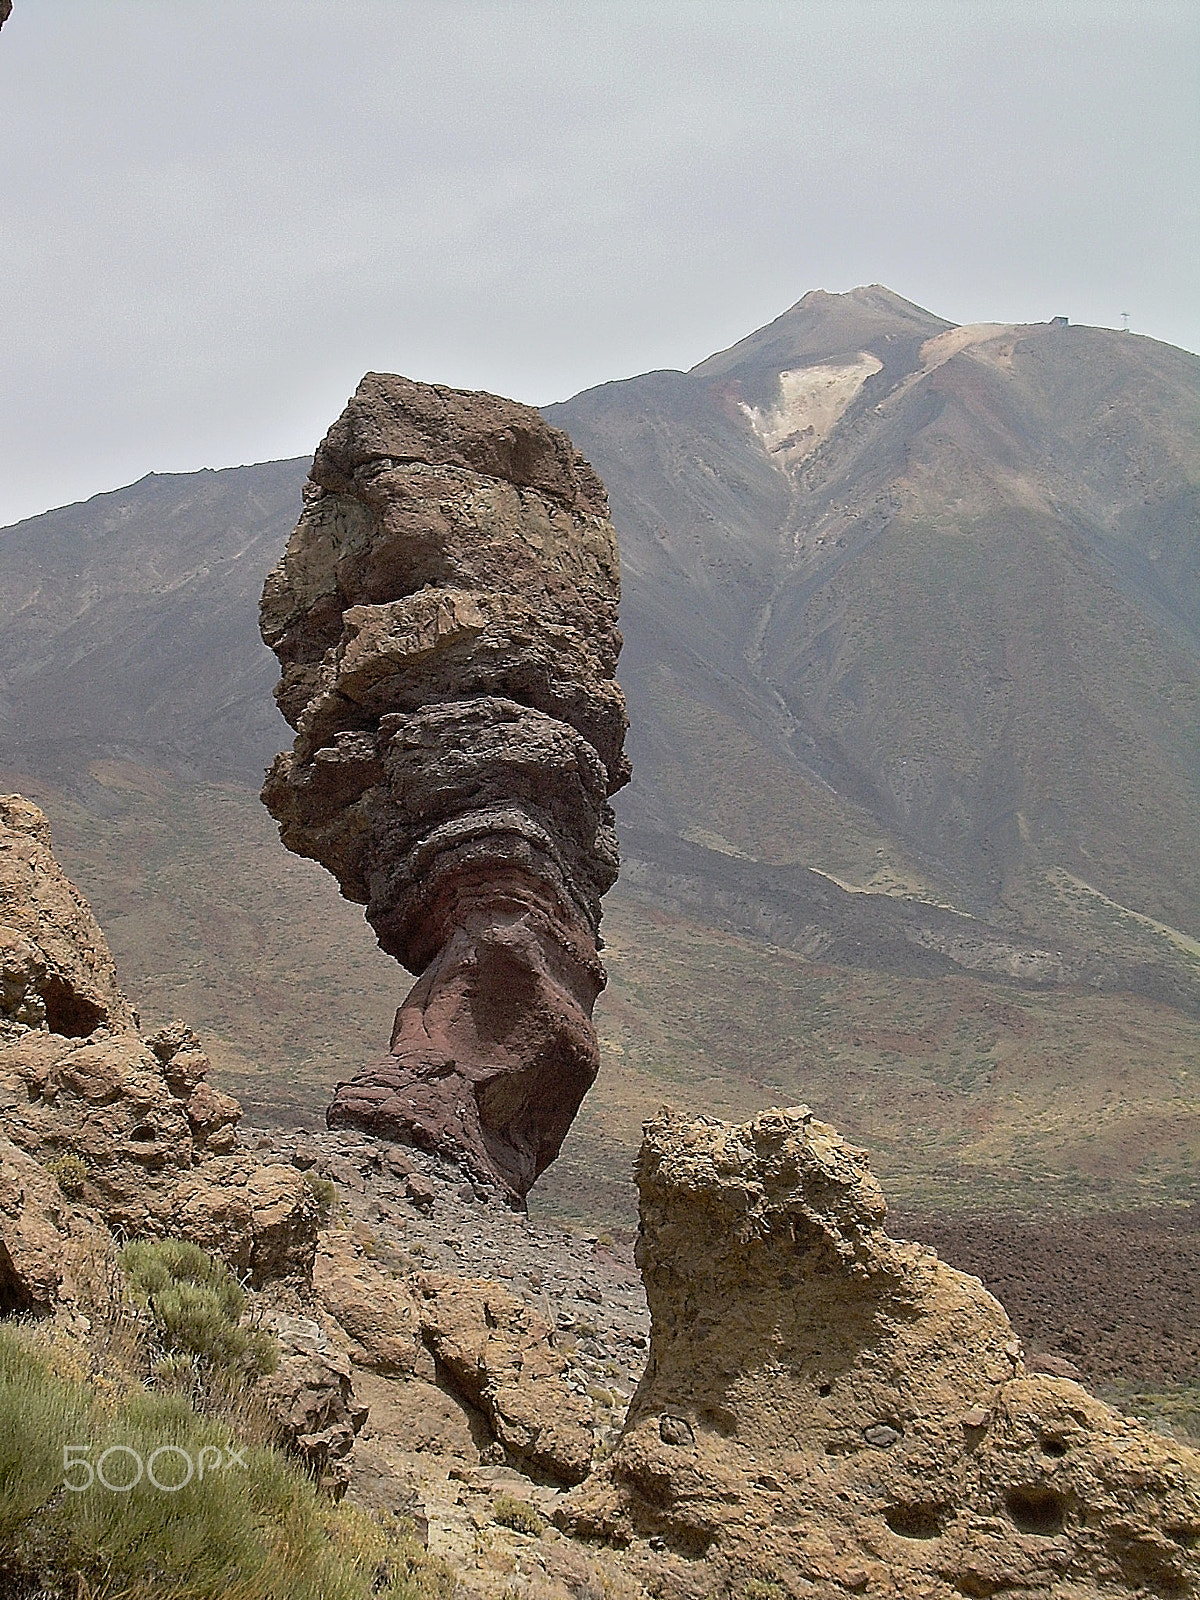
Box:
[743, 1581, 786, 1600]
[492, 1495, 544, 1536]
[45, 1150, 89, 1198]
[326, 1502, 454, 1600]
[304, 1174, 337, 1226]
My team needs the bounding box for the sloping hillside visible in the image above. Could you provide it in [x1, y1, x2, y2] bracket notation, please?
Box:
[548, 286, 1200, 951]
[0, 457, 305, 782]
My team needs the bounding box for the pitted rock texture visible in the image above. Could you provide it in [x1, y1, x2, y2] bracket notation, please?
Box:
[0, 795, 319, 1285]
[259, 375, 629, 1202]
[562, 1106, 1200, 1600]
[0, 802, 241, 1202]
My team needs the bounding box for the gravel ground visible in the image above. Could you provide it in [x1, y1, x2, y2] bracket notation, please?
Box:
[244, 1124, 650, 1437]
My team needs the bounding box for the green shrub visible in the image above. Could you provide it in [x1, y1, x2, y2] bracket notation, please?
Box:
[45, 1150, 88, 1198]
[0, 1324, 452, 1600]
[119, 1238, 277, 1381]
[326, 1502, 454, 1600]
[492, 1494, 543, 1536]
[304, 1174, 337, 1225]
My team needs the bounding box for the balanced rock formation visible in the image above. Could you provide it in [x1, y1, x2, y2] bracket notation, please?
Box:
[564, 1107, 1200, 1599]
[0, 795, 317, 1285]
[260, 375, 629, 1202]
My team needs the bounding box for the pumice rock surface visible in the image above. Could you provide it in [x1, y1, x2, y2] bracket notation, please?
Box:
[0, 795, 317, 1286]
[259, 374, 630, 1203]
[563, 1105, 1200, 1599]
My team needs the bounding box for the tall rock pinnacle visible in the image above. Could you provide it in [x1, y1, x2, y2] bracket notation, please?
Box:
[260, 375, 629, 1202]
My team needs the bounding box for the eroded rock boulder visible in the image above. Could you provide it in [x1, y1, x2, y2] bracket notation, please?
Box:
[418, 1273, 594, 1486]
[0, 796, 318, 1285]
[260, 1310, 368, 1498]
[0, 1005, 254, 1237]
[563, 1106, 1200, 1599]
[0, 794, 135, 1040]
[169, 1156, 319, 1288]
[314, 1231, 421, 1375]
[259, 375, 629, 1202]
[0, 1131, 108, 1316]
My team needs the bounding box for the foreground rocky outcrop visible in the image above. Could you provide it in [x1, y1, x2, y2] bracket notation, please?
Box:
[313, 1228, 595, 1488]
[415, 1272, 595, 1486]
[259, 375, 629, 1202]
[0, 793, 135, 1040]
[0, 1131, 109, 1316]
[0, 795, 317, 1287]
[563, 1107, 1200, 1599]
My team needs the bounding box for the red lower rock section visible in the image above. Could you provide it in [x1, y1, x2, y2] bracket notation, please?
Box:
[260, 376, 629, 1202]
[328, 870, 603, 1201]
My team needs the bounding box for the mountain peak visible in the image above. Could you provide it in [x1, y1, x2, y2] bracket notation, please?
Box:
[691, 284, 951, 389]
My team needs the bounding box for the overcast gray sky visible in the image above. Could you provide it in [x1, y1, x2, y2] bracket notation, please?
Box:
[1, 1, 1196, 528]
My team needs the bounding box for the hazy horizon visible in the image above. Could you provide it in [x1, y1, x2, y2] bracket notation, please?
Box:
[2, 1, 1197, 528]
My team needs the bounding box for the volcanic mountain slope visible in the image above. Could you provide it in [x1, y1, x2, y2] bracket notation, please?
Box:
[547, 286, 1200, 948]
[5, 287, 1199, 960]
[0, 456, 305, 783]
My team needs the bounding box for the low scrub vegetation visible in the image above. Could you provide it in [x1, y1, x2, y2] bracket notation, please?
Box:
[492, 1494, 543, 1536]
[303, 1173, 338, 1224]
[44, 1150, 88, 1198]
[0, 1322, 451, 1600]
[120, 1237, 277, 1387]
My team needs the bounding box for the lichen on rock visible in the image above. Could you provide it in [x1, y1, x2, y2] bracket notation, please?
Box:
[259, 374, 629, 1203]
[562, 1105, 1200, 1599]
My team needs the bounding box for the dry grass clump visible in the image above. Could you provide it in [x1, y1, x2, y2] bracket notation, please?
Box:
[492, 1494, 544, 1536]
[44, 1150, 89, 1198]
[303, 1173, 338, 1225]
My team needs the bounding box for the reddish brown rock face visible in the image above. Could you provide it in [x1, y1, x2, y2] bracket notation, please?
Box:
[260, 375, 628, 1202]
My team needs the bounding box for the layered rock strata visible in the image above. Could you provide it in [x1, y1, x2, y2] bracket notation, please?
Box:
[563, 1107, 1200, 1599]
[259, 375, 629, 1202]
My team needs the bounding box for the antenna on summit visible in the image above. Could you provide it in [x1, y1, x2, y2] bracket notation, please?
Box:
[1121, 312, 1131, 332]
